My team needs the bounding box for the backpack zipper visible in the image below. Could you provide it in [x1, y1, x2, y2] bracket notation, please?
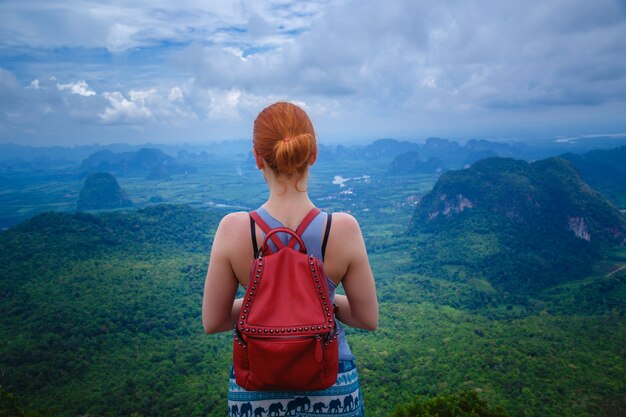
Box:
[315, 335, 323, 363]
[238, 332, 329, 360]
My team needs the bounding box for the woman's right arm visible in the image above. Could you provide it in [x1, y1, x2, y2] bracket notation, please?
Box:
[202, 214, 241, 334]
[330, 214, 378, 331]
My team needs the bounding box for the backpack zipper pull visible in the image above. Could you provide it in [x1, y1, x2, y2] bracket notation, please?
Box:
[315, 335, 323, 363]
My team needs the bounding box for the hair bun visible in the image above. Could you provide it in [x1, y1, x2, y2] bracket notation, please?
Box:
[253, 102, 317, 178]
[273, 133, 315, 176]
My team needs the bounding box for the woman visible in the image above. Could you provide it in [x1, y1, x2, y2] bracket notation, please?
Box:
[202, 102, 378, 417]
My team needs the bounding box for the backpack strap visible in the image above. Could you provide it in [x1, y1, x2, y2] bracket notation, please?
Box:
[321, 213, 332, 261]
[250, 215, 259, 258]
[287, 207, 321, 249]
[261, 227, 307, 255]
[249, 211, 285, 252]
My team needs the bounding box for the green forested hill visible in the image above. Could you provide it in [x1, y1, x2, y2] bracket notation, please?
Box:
[408, 157, 626, 294]
[1, 200, 625, 417]
[0, 205, 226, 416]
[77, 172, 133, 211]
[561, 146, 626, 208]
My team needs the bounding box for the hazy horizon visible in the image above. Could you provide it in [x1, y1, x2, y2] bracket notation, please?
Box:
[4, 132, 626, 151]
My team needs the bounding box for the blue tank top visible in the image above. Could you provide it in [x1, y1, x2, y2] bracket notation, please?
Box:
[251, 207, 356, 361]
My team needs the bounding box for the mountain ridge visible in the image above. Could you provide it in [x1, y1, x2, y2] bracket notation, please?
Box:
[560, 145, 626, 208]
[79, 148, 196, 178]
[408, 156, 626, 292]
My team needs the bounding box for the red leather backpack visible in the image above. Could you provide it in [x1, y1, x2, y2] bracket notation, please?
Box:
[233, 208, 339, 391]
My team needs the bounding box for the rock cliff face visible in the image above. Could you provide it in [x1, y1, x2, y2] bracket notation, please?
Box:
[428, 194, 474, 219]
[409, 157, 626, 291]
[77, 172, 133, 210]
[567, 216, 591, 241]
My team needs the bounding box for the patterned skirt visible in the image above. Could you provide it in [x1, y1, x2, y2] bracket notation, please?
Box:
[228, 360, 363, 417]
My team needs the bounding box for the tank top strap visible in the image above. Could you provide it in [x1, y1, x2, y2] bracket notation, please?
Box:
[254, 207, 327, 260]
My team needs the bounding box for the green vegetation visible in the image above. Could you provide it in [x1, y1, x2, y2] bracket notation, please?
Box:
[1, 202, 625, 417]
[561, 146, 626, 208]
[0, 205, 226, 416]
[409, 157, 626, 294]
[1, 386, 56, 417]
[78, 172, 133, 211]
[1, 146, 625, 417]
[392, 391, 509, 417]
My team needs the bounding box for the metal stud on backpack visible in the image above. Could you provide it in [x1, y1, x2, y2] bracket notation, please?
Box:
[233, 209, 339, 391]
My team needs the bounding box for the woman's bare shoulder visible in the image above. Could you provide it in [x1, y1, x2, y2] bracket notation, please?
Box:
[214, 211, 251, 244]
[328, 212, 362, 236]
[218, 211, 249, 227]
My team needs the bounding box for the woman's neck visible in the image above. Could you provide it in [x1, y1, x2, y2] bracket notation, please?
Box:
[262, 171, 315, 228]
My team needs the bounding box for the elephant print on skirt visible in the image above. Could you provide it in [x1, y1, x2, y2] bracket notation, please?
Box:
[228, 360, 363, 417]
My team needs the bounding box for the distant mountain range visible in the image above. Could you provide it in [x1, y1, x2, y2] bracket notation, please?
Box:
[387, 143, 626, 207]
[79, 148, 196, 178]
[3, 136, 626, 173]
[0, 140, 251, 162]
[389, 152, 447, 174]
[409, 156, 626, 293]
[320, 138, 527, 169]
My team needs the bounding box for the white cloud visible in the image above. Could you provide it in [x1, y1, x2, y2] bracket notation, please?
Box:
[168, 87, 184, 102]
[421, 77, 437, 89]
[100, 91, 152, 124]
[0, 1, 330, 52]
[96, 85, 199, 126]
[170, 0, 626, 114]
[0, 68, 21, 100]
[106, 23, 140, 52]
[57, 80, 96, 97]
[128, 89, 157, 104]
[207, 89, 242, 120]
[1, 1, 626, 144]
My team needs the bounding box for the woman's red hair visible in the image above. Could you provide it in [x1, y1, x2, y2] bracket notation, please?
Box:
[253, 102, 317, 179]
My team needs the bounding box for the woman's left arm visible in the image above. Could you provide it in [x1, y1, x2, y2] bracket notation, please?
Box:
[202, 214, 241, 334]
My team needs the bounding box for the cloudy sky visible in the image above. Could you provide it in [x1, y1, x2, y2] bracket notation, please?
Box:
[1, 0, 625, 146]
